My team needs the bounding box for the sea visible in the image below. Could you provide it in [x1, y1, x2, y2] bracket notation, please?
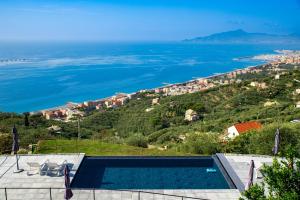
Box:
[0, 42, 299, 113]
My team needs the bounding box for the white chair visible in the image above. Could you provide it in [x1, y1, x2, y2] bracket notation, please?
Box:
[27, 161, 49, 175]
[45, 160, 68, 176]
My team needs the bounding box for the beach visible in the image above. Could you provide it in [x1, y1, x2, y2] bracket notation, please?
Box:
[0, 42, 300, 112]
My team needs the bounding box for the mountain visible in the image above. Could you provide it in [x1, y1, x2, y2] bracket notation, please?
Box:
[184, 29, 300, 44]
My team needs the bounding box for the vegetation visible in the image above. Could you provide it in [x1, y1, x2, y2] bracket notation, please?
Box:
[126, 134, 148, 148]
[0, 63, 300, 155]
[0, 133, 12, 154]
[36, 140, 187, 156]
[225, 123, 300, 155]
[240, 147, 300, 200]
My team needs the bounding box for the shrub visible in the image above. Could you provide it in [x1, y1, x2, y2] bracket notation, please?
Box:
[17, 148, 28, 154]
[126, 134, 148, 148]
[182, 133, 220, 155]
[0, 133, 12, 154]
[240, 147, 300, 200]
[226, 123, 300, 155]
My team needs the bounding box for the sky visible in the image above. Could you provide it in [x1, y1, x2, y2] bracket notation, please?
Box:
[0, 0, 300, 41]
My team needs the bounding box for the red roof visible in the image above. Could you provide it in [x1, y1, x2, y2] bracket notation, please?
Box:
[234, 121, 262, 134]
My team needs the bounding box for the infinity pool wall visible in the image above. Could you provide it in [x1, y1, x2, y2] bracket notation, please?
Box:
[71, 156, 234, 189]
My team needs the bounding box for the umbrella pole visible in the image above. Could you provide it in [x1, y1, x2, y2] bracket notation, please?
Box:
[16, 154, 19, 170]
[13, 153, 24, 173]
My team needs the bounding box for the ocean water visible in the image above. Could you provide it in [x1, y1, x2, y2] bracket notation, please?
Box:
[0, 42, 299, 113]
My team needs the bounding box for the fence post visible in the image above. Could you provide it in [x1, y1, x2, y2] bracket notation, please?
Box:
[93, 189, 95, 200]
[138, 191, 140, 200]
[182, 196, 184, 200]
[75, 139, 79, 154]
[55, 140, 58, 154]
[4, 188, 7, 200]
[49, 188, 52, 200]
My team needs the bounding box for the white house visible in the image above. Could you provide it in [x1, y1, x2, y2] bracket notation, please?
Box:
[226, 121, 262, 139]
[184, 109, 199, 122]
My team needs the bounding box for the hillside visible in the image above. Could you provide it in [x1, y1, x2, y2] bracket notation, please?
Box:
[183, 29, 300, 44]
[1, 62, 300, 155]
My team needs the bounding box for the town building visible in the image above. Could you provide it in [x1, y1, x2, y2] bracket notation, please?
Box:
[226, 121, 262, 139]
[152, 98, 160, 105]
[184, 109, 199, 122]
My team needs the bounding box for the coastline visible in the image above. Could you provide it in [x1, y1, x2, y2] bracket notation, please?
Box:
[16, 49, 300, 115]
[34, 56, 272, 113]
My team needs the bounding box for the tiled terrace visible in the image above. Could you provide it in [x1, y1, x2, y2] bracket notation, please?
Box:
[0, 154, 84, 200]
[224, 154, 274, 186]
[0, 153, 276, 200]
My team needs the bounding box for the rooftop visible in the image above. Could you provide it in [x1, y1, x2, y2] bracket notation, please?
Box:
[233, 121, 262, 134]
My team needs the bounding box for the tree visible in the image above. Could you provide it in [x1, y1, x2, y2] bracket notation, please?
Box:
[0, 133, 12, 154]
[23, 112, 30, 127]
[182, 133, 220, 155]
[240, 147, 300, 200]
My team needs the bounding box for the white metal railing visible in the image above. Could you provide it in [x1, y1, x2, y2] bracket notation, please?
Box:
[1, 187, 210, 200]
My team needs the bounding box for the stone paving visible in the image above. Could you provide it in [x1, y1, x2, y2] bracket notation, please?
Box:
[0, 154, 84, 200]
[0, 154, 249, 200]
[224, 154, 274, 187]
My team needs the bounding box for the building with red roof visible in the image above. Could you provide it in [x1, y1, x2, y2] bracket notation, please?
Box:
[226, 121, 262, 139]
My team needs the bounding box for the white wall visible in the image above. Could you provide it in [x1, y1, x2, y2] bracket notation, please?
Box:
[227, 126, 239, 139]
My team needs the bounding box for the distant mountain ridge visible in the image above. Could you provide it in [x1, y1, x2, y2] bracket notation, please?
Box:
[184, 29, 300, 44]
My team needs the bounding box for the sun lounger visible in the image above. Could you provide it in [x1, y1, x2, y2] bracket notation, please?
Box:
[45, 160, 68, 176]
[27, 161, 48, 175]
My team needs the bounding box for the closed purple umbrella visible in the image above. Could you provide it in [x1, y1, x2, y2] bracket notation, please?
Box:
[64, 165, 73, 200]
[272, 128, 280, 155]
[245, 160, 255, 190]
[12, 125, 23, 173]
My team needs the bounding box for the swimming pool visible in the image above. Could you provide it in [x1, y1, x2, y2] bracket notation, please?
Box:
[71, 156, 234, 190]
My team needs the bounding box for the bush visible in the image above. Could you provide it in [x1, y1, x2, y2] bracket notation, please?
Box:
[226, 123, 300, 156]
[240, 147, 300, 200]
[182, 133, 220, 155]
[126, 134, 148, 148]
[0, 133, 12, 154]
[17, 148, 28, 154]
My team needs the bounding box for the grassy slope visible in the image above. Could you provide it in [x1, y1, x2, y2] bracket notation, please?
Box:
[1, 63, 300, 156]
[36, 140, 190, 156]
[81, 66, 300, 144]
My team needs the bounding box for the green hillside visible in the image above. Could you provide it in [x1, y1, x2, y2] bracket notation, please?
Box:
[36, 140, 187, 156]
[1, 63, 300, 156]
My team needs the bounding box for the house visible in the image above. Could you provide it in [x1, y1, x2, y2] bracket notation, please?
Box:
[42, 109, 67, 120]
[295, 101, 300, 108]
[226, 121, 262, 139]
[250, 81, 268, 89]
[184, 109, 199, 122]
[155, 88, 163, 93]
[152, 98, 160, 105]
[294, 89, 300, 95]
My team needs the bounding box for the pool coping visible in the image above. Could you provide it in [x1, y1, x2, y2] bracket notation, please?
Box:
[71, 155, 236, 190]
[216, 153, 245, 192]
[212, 155, 236, 189]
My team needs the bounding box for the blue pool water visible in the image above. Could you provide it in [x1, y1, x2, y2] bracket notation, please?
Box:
[71, 157, 232, 189]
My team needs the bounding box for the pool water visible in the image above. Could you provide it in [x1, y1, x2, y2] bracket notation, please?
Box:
[71, 157, 232, 189]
